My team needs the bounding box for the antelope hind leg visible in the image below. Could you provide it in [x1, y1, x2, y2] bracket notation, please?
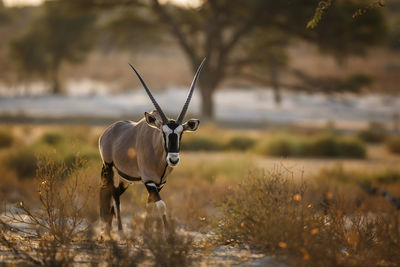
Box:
[113, 182, 129, 238]
[100, 163, 114, 238]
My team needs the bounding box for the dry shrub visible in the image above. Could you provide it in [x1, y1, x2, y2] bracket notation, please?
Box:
[386, 135, 400, 154]
[143, 218, 197, 267]
[16, 155, 93, 243]
[3, 147, 37, 179]
[0, 128, 14, 148]
[217, 169, 400, 267]
[103, 240, 145, 267]
[357, 121, 388, 143]
[0, 153, 96, 266]
[39, 131, 65, 146]
[166, 153, 254, 229]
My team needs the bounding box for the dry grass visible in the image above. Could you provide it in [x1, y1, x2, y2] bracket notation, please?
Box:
[0, 153, 199, 266]
[386, 135, 400, 154]
[1, 123, 400, 266]
[216, 168, 400, 266]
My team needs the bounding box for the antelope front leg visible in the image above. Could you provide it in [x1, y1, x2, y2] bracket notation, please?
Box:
[144, 182, 168, 230]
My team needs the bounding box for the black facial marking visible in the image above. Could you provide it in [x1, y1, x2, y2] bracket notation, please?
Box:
[168, 133, 179, 153]
[163, 120, 182, 153]
[162, 132, 168, 152]
[166, 120, 180, 130]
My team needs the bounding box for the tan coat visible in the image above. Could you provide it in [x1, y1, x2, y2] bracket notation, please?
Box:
[99, 112, 172, 185]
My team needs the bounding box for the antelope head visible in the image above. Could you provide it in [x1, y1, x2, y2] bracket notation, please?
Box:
[129, 58, 205, 167]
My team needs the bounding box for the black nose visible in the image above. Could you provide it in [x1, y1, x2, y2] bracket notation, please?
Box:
[170, 158, 179, 164]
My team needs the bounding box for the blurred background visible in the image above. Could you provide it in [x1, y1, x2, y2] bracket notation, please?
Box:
[0, 1, 400, 265]
[0, 0, 398, 127]
[0, 0, 399, 193]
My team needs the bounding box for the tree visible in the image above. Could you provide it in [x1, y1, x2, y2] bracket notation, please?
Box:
[63, 0, 387, 119]
[307, 0, 386, 28]
[9, 1, 95, 94]
[149, 0, 386, 119]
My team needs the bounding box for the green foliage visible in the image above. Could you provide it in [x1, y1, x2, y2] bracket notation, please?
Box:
[308, 0, 386, 28]
[256, 135, 304, 157]
[40, 132, 65, 146]
[0, 129, 13, 148]
[340, 74, 373, 92]
[4, 148, 37, 179]
[307, 0, 332, 29]
[357, 121, 388, 143]
[101, 6, 162, 51]
[181, 135, 224, 151]
[310, 0, 387, 59]
[307, 135, 366, 158]
[386, 135, 400, 154]
[225, 135, 257, 151]
[256, 134, 366, 158]
[9, 1, 95, 93]
[375, 169, 400, 184]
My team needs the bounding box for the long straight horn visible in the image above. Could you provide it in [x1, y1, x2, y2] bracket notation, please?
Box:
[176, 58, 206, 124]
[129, 64, 168, 124]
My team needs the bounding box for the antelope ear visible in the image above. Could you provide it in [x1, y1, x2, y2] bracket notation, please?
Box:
[183, 119, 200, 132]
[145, 112, 162, 129]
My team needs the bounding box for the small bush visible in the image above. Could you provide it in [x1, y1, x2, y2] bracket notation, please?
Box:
[217, 170, 400, 266]
[386, 136, 400, 154]
[307, 135, 366, 158]
[144, 219, 197, 267]
[375, 170, 400, 184]
[181, 135, 224, 151]
[256, 134, 365, 158]
[3, 148, 37, 179]
[39, 132, 65, 146]
[0, 129, 13, 148]
[0, 154, 95, 266]
[225, 136, 256, 151]
[357, 122, 388, 143]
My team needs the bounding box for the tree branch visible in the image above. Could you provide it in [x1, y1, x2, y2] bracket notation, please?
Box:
[151, 0, 199, 67]
[223, 6, 261, 55]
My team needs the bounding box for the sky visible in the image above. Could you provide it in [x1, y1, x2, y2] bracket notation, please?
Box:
[3, 0, 202, 7]
[3, 0, 43, 6]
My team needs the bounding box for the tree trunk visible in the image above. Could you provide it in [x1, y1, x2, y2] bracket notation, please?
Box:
[50, 61, 62, 94]
[52, 77, 61, 94]
[200, 87, 214, 121]
[270, 64, 281, 105]
[273, 86, 282, 104]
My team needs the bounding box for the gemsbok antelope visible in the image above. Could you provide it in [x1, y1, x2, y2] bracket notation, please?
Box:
[98, 58, 205, 236]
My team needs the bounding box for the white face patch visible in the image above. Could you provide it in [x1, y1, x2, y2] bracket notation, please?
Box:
[174, 125, 183, 134]
[162, 124, 183, 157]
[162, 125, 173, 134]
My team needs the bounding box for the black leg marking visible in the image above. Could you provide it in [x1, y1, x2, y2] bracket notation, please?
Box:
[145, 182, 161, 203]
[100, 162, 114, 233]
[113, 183, 129, 231]
[144, 182, 162, 230]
